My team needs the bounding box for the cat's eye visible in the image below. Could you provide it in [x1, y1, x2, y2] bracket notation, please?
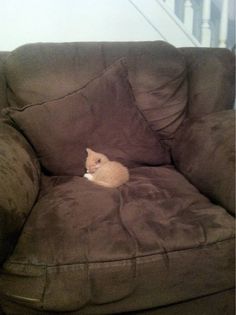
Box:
[96, 159, 101, 164]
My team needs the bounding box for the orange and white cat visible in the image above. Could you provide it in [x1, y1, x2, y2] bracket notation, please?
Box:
[83, 148, 129, 188]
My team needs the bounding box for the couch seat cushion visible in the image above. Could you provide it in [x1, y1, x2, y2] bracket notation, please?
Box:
[1, 166, 234, 313]
[3, 59, 169, 176]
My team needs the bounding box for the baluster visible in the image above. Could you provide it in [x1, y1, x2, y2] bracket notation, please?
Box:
[219, 0, 229, 47]
[201, 0, 211, 47]
[184, 0, 194, 34]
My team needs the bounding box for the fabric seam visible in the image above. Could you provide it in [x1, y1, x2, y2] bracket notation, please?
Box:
[5, 236, 235, 269]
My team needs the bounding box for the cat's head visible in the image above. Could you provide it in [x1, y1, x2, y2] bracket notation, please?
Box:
[85, 148, 109, 174]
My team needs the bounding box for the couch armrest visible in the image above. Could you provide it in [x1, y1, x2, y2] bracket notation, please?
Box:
[171, 110, 235, 215]
[0, 121, 40, 264]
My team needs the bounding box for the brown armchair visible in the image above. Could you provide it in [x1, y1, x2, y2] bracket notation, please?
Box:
[0, 41, 234, 315]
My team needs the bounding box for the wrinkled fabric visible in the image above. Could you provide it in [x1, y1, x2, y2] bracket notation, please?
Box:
[0, 42, 235, 315]
[0, 122, 40, 264]
[180, 48, 235, 117]
[0, 52, 9, 117]
[3, 59, 169, 176]
[171, 110, 235, 215]
[1, 166, 234, 312]
[5, 41, 187, 138]
[0, 288, 235, 315]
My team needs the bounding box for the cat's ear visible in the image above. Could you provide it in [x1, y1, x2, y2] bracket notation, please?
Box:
[86, 148, 93, 155]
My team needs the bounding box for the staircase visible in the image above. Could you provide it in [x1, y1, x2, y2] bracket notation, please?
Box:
[129, 0, 234, 49]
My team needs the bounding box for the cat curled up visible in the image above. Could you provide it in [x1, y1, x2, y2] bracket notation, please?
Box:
[83, 148, 129, 188]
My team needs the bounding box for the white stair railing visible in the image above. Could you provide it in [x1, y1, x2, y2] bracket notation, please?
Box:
[218, 0, 229, 47]
[162, 0, 233, 48]
[184, 0, 194, 34]
[201, 0, 211, 47]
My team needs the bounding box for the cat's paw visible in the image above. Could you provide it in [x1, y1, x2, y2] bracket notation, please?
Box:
[84, 173, 93, 181]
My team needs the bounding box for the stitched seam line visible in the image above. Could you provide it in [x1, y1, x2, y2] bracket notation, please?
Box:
[5, 237, 235, 268]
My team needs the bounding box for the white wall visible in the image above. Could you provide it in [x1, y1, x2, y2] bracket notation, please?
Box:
[0, 0, 234, 51]
[0, 0, 162, 51]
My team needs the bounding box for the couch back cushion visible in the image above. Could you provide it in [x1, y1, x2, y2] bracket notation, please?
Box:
[180, 47, 235, 117]
[4, 41, 187, 138]
[0, 52, 9, 118]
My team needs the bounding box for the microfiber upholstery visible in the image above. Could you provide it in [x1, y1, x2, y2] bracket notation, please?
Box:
[180, 48, 235, 117]
[3, 59, 169, 175]
[0, 122, 40, 264]
[171, 110, 235, 215]
[0, 166, 234, 313]
[0, 52, 9, 117]
[5, 41, 187, 138]
[0, 41, 235, 315]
